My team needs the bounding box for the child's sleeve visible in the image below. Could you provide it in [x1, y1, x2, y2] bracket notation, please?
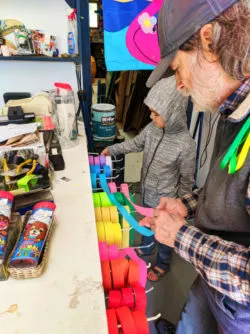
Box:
[177, 141, 196, 198]
[107, 126, 147, 156]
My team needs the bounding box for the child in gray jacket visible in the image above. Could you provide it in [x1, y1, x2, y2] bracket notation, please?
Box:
[102, 77, 196, 281]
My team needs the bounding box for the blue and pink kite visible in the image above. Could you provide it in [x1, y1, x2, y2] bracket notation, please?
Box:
[102, 0, 163, 71]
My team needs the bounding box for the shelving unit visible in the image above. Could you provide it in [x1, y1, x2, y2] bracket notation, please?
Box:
[0, 56, 81, 62]
[0, 0, 94, 150]
[75, 0, 94, 150]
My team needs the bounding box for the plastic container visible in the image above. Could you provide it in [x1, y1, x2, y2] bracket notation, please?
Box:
[52, 83, 78, 149]
[92, 103, 116, 141]
[68, 9, 78, 56]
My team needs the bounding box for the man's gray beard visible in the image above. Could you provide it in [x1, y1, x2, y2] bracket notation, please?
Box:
[180, 88, 218, 113]
[181, 54, 223, 113]
[192, 100, 218, 113]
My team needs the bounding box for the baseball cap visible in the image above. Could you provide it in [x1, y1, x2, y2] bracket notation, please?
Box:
[146, 0, 239, 88]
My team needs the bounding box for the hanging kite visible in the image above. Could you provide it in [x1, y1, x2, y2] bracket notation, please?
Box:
[102, 0, 163, 71]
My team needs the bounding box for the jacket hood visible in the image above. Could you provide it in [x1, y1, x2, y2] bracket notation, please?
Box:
[144, 77, 188, 133]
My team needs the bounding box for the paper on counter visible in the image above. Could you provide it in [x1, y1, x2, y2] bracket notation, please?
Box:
[0, 123, 40, 143]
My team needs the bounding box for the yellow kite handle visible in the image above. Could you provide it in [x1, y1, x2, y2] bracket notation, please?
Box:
[236, 133, 250, 171]
[27, 160, 37, 175]
[16, 159, 32, 174]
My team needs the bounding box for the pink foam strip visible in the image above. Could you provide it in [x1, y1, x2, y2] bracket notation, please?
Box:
[108, 182, 117, 193]
[120, 184, 154, 218]
[94, 156, 100, 165]
[108, 244, 120, 260]
[98, 242, 109, 261]
[88, 155, 94, 165]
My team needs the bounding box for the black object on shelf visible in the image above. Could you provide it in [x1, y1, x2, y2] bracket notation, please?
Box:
[8, 106, 25, 120]
[0, 106, 35, 126]
[48, 133, 65, 172]
[49, 154, 65, 172]
[43, 131, 65, 172]
[3, 92, 31, 103]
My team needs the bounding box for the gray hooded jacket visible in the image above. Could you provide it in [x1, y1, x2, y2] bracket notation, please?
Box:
[108, 77, 196, 207]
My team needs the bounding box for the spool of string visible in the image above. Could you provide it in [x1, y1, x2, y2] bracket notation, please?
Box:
[89, 155, 113, 177]
[99, 242, 120, 261]
[112, 193, 135, 245]
[98, 242, 147, 288]
[108, 287, 147, 311]
[89, 156, 148, 332]
[89, 155, 112, 169]
[95, 205, 131, 247]
[96, 221, 122, 247]
[104, 192, 134, 208]
[90, 165, 112, 190]
[101, 258, 140, 292]
[93, 193, 135, 246]
[106, 306, 149, 334]
[95, 206, 119, 224]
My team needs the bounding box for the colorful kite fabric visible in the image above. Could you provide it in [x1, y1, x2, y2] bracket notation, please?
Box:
[102, 0, 163, 71]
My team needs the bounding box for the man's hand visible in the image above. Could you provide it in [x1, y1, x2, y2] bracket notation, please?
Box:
[101, 148, 110, 156]
[157, 197, 188, 218]
[140, 210, 186, 247]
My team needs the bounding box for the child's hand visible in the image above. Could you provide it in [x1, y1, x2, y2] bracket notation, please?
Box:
[156, 198, 188, 218]
[101, 148, 110, 156]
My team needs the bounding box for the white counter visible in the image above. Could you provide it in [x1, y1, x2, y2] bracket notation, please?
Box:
[0, 136, 108, 334]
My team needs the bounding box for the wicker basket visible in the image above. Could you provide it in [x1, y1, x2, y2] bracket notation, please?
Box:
[7, 212, 55, 279]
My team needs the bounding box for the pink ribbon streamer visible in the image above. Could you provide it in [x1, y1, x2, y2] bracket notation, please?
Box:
[120, 184, 154, 218]
[108, 182, 117, 193]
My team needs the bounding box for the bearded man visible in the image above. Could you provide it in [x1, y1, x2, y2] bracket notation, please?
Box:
[143, 0, 250, 333]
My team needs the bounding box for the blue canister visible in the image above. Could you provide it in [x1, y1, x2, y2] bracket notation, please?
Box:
[92, 104, 116, 141]
[9, 202, 56, 268]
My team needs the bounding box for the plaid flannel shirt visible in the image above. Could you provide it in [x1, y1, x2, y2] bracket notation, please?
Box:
[175, 79, 250, 307]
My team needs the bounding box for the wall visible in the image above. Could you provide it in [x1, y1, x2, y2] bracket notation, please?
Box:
[0, 0, 78, 106]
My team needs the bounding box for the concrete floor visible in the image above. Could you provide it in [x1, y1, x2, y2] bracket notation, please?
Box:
[121, 129, 197, 333]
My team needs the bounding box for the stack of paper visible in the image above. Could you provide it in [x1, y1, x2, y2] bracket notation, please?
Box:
[0, 123, 40, 143]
